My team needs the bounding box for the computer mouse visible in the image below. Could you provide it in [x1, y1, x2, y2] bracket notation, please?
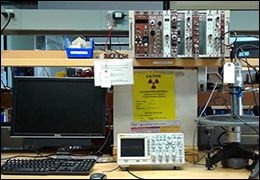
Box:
[89, 173, 107, 179]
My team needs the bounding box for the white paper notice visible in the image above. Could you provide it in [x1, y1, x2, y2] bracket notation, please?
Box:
[94, 59, 134, 87]
[101, 69, 112, 88]
[223, 62, 235, 84]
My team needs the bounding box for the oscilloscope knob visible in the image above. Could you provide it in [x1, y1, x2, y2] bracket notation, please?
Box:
[165, 152, 170, 157]
[151, 152, 157, 161]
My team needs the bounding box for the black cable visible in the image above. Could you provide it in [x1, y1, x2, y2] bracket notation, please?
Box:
[217, 131, 227, 146]
[1, 153, 56, 161]
[1, 12, 8, 18]
[102, 166, 120, 174]
[30, 145, 50, 160]
[220, 31, 238, 47]
[185, 153, 207, 166]
[237, 46, 259, 115]
[245, 61, 259, 115]
[240, 59, 259, 74]
[91, 90, 113, 156]
[1, 79, 11, 89]
[212, 95, 230, 109]
[235, 44, 259, 57]
[3, 35, 7, 50]
[126, 168, 144, 179]
[233, 43, 258, 62]
[1, 15, 12, 34]
[43, 67, 50, 77]
[92, 127, 112, 156]
[251, 144, 259, 169]
[234, 114, 259, 136]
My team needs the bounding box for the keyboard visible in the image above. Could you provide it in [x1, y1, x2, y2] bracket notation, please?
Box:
[1, 158, 96, 175]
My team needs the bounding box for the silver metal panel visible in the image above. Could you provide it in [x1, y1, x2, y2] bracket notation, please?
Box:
[38, 1, 163, 10]
[230, 11, 259, 31]
[2, 9, 129, 35]
[21, 10, 102, 30]
[2, 9, 258, 34]
[170, 1, 259, 10]
[170, 1, 259, 31]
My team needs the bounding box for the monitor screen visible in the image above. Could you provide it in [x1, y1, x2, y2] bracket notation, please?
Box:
[11, 77, 107, 138]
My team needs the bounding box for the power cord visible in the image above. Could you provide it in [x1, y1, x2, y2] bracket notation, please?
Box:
[220, 31, 238, 47]
[1, 12, 8, 18]
[1, 12, 15, 34]
[193, 81, 219, 164]
[101, 166, 120, 174]
[1, 153, 56, 161]
[236, 45, 259, 115]
[1, 79, 12, 90]
[104, 21, 115, 50]
[91, 89, 114, 156]
[217, 131, 228, 146]
[126, 168, 144, 179]
[185, 153, 208, 166]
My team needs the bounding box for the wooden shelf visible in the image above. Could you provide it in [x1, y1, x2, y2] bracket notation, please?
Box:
[1, 50, 259, 68]
[1, 50, 95, 67]
[134, 58, 222, 67]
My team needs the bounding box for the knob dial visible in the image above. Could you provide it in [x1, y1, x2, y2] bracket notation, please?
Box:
[172, 35, 177, 40]
[151, 152, 156, 161]
[171, 16, 177, 22]
[150, 20, 155, 26]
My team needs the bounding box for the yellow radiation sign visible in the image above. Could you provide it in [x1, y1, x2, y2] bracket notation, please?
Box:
[133, 71, 176, 122]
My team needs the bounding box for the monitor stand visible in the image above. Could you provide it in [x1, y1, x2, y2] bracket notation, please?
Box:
[56, 146, 72, 159]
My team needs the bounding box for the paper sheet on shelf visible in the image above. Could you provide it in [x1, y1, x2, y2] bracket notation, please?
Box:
[130, 120, 180, 133]
[94, 59, 134, 87]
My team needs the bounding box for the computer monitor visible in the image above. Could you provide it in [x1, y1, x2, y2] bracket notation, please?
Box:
[11, 77, 107, 153]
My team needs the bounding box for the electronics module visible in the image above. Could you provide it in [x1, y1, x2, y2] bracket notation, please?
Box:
[129, 10, 230, 58]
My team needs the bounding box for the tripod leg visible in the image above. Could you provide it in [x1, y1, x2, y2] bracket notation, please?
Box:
[206, 149, 226, 169]
[206, 144, 258, 170]
[248, 159, 259, 179]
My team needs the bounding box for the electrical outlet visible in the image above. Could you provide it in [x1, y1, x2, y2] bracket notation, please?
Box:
[5, 9, 15, 18]
[1, 12, 8, 18]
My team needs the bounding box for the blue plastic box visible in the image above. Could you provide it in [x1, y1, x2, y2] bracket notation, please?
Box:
[66, 37, 94, 58]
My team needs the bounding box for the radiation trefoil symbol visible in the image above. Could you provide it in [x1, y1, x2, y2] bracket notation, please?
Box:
[148, 79, 159, 89]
